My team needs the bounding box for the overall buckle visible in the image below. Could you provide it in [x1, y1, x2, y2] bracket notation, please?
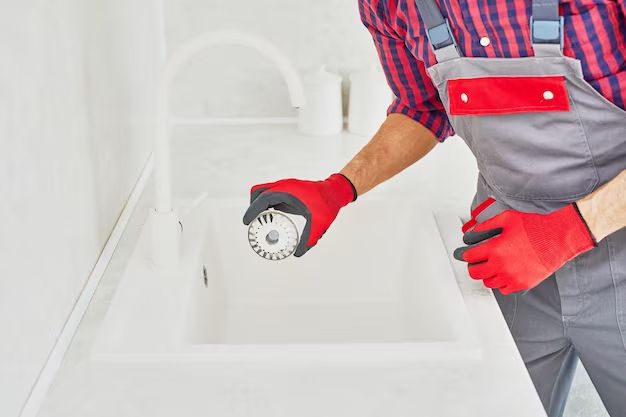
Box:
[530, 17, 564, 48]
[426, 19, 457, 51]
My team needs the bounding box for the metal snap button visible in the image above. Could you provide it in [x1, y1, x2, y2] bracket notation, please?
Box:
[543, 90, 555, 100]
[480, 37, 491, 47]
[461, 93, 469, 103]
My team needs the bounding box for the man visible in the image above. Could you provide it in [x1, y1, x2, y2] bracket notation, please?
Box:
[243, 1, 626, 416]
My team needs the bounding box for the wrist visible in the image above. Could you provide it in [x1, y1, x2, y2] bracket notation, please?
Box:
[575, 169, 626, 242]
[575, 196, 603, 241]
[571, 202, 597, 246]
[553, 203, 597, 250]
[329, 173, 358, 204]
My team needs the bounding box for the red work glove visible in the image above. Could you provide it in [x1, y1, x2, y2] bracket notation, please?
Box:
[453, 199, 596, 295]
[243, 173, 357, 257]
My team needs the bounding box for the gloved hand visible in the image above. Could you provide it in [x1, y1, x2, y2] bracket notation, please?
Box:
[453, 199, 596, 295]
[243, 173, 357, 257]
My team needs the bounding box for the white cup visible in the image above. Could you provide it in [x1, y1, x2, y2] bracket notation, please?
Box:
[297, 66, 344, 136]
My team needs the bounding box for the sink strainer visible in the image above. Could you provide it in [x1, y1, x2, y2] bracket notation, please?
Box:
[247, 209, 300, 260]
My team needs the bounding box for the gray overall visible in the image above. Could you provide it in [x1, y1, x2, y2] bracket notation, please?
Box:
[415, 0, 626, 416]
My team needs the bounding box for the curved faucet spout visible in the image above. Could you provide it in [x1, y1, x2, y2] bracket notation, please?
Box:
[162, 30, 305, 108]
[154, 30, 305, 215]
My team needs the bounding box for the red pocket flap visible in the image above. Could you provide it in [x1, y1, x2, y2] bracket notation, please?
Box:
[448, 76, 570, 116]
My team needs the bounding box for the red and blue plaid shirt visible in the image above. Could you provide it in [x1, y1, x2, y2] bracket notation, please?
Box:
[359, 0, 626, 141]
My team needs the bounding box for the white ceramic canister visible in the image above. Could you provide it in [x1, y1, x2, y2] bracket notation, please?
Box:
[297, 66, 344, 136]
[348, 64, 393, 136]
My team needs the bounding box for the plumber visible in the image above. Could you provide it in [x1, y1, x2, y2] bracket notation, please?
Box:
[244, 1, 626, 415]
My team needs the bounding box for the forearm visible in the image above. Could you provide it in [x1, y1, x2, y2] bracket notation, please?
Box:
[340, 113, 439, 195]
[577, 169, 626, 242]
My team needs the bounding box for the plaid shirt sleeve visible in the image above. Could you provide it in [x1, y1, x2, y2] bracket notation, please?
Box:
[359, 0, 454, 141]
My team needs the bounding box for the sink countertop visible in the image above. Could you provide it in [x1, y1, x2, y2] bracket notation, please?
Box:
[37, 124, 546, 417]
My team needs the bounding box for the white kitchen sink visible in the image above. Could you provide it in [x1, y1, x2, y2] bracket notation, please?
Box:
[94, 196, 478, 363]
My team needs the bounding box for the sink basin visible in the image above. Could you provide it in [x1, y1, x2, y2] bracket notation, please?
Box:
[94, 197, 478, 362]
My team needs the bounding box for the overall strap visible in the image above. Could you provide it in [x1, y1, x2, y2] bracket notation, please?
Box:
[531, 0, 564, 56]
[414, 0, 461, 62]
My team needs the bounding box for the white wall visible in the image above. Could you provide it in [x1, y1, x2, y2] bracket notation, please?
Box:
[164, 0, 378, 118]
[0, 2, 162, 416]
